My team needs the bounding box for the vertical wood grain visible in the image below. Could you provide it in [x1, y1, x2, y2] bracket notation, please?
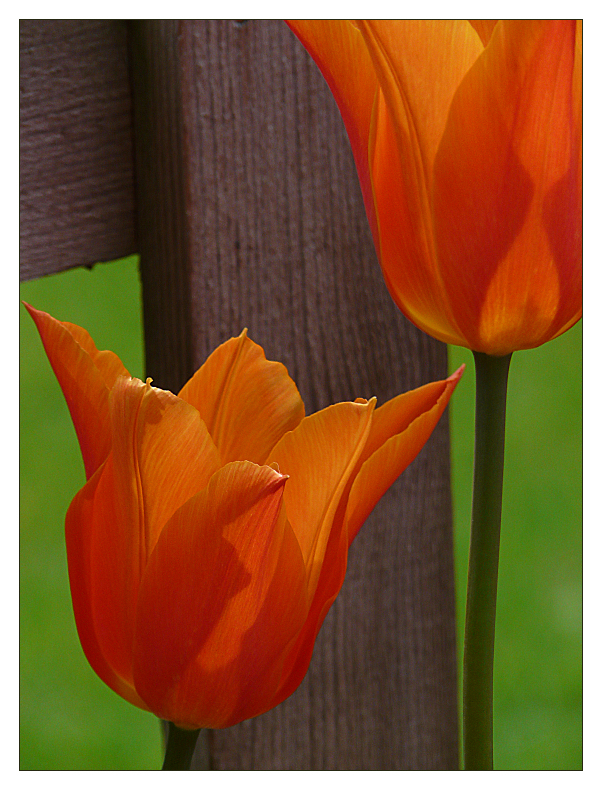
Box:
[130, 20, 458, 769]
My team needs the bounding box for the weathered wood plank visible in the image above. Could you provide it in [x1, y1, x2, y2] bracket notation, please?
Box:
[130, 19, 458, 769]
[19, 20, 136, 280]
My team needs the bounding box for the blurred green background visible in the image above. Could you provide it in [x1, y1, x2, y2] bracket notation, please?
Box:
[20, 256, 581, 769]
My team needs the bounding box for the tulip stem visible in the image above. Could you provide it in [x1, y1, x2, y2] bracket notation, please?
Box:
[162, 721, 201, 770]
[462, 351, 512, 770]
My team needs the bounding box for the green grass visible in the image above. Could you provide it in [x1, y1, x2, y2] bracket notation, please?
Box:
[20, 256, 581, 769]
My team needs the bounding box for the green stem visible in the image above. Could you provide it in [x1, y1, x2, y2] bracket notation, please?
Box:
[162, 721, 201, 770]
[463, 351, 512, 770]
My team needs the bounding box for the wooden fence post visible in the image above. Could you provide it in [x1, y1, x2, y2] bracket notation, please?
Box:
[129, 20, 458, 770]
[19, 20, 137, 280]
[21, 19, 459, 769]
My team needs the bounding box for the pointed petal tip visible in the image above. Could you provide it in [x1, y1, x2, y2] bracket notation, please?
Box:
[448, 364, 466, 384]
[363, 396, 378, 413]
[23, 302, 68, 330]
[22, 301, 43, 321]
[267, 467, 289, 492]
[268, 462, 291, 483]
[353, 395, 378, 413]
[243, 460, 289, 495]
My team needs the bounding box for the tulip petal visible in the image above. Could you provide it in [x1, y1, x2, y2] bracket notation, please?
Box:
[369, 96, 468, 345]
[433, 20, 582, 353]
[84, 378, 220, 688]
[286, 20, 381, 248]
[272, 367, 464, 707]
[24, 303, 129, 479]
[346, 366, 464, 544]
[358, 21, 483, 184]
[61, 321, 131, 388]
[109, 377, 221, 559]
[132, 462, 309, 729]
[178, 330, 305, 465]
[541, 19, 582, 344]
[355, 21, 483, 345]
[269, 399, 375, 597]
[469, 20, 498, 47]
[268, 508, 349, 710]
[65, 465, 150, 710]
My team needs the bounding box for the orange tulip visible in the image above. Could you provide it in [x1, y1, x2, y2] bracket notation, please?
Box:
[26, 302, 463, 730]
[288, 20, 582, 356]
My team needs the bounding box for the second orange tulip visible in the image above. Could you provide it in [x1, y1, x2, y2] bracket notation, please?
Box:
[288, 20, 582, 355]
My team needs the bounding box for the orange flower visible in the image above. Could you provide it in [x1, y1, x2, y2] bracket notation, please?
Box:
[26, 303, 462, 730]
[288, 20, 582, 356]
